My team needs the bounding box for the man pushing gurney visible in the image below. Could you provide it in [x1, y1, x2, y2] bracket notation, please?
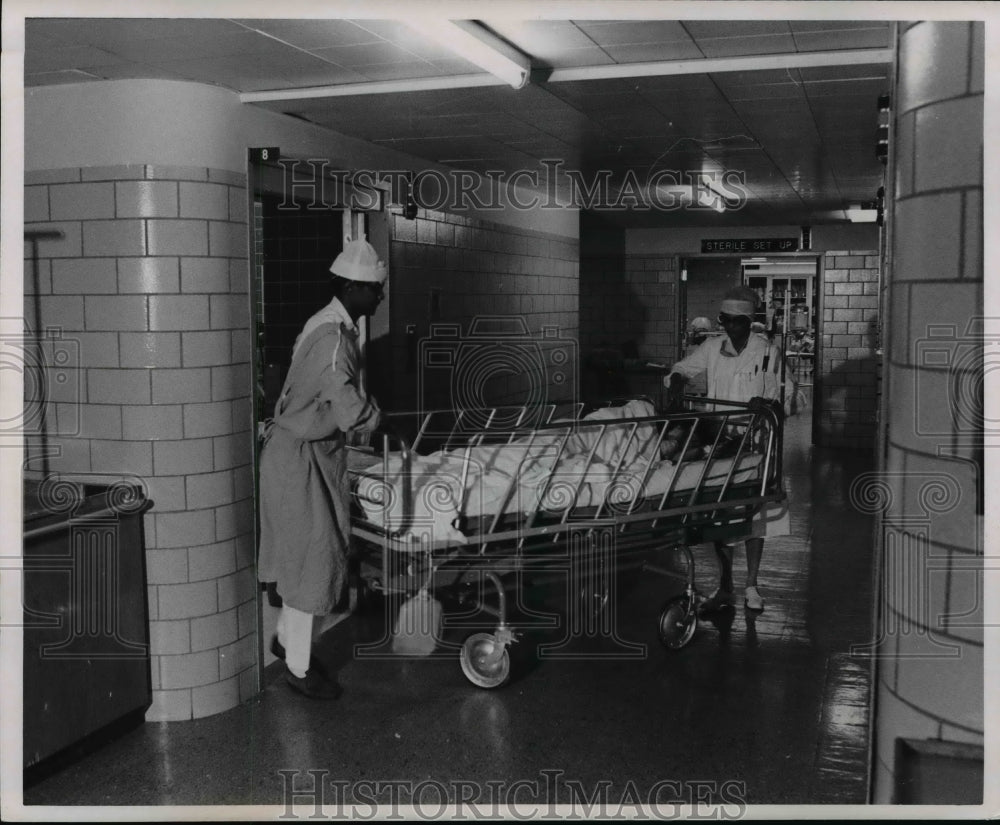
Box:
[664, 285, 797, 613]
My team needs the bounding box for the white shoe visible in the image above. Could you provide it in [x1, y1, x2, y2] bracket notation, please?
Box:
[744, 586, 764, 611]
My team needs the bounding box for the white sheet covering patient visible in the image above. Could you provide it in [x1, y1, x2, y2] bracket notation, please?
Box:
[353, 399, 763, 545]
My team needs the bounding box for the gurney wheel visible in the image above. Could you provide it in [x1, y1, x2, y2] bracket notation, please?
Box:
[658, 595, 697, 650]
[460, 633, 511, 689]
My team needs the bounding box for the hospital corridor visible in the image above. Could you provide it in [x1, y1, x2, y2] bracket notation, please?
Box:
[24, 405, 884, 808]
[7, 9, 987, 818]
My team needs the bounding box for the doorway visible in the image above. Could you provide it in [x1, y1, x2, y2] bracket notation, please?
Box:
[679, 257, 742, 348]
[247, 156, 390, 679]
[741, 257, 818, 394]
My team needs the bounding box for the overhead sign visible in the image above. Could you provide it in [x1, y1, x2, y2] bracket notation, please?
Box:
[701, 238, 799, 253]
[249, 147, 280, 163]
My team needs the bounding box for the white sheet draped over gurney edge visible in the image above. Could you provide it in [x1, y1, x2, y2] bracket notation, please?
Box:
[353, 399, 764, 544]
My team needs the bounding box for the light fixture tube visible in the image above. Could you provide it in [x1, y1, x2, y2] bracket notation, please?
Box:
[405, 19, 531, 89]
[846, 208, 879, 223]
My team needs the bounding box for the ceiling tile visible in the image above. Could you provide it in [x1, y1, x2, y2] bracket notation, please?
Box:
[802, 77, 888, 98]
[723, 82, 806, 102]
[24, 29, 65, 51]
[425, 57, 485, 75]
[683, 21, 793, 38]
[234, 19, 381, 49]
[310, 41, 428, 68]
[27, 17, 245, 48]
[551, 77, 653, 99]
[80, 62, 192, 83]
[25, 69, 102, 86]
[711, 68, 802, 88]
[105, 31, 295, 64]
[574, 20, 695, 46]
[792, 28, 892, 51]
[25, 45, 123, 73]
[694, 34, 799, 58]
[603, 41, 706, 63]
[485, 21, 596, 55]
[636, 74, 720, 95]
[536, 46, 619, 69]
[788, 20, 891, 34]
[142, 55, 285, 91]
[353, 61, 454, 82]
[271, 64, 371, 87]
[349, 19, 428, 44]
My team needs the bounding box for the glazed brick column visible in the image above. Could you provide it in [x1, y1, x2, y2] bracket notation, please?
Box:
[869, 22, 984, 802]
[23, 164, 256, 721]
[385, 205, 580, 413]
[817, 250, 880, 449]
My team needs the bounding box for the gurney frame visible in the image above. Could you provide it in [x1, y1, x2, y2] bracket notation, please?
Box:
[348, 397, 785, 688]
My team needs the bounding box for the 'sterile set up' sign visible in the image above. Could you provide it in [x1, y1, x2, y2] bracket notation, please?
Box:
[701, 238, 799, 253]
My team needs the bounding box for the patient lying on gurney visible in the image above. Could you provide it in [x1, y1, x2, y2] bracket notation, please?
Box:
[352, 399, 764, 544]
[659, 421, 749, 463]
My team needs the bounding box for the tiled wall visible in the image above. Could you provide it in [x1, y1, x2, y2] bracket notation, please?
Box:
[682, 258, 740, 331]
[870, 21, 984, 802]
[816, 251, 880, 449]
[380, 205, 580, 415]
[578, 251, 678, 404]
[586, 254, 679, 362]
[23, 164, 256, 722]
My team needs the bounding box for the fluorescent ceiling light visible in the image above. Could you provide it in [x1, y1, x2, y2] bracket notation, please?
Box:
[846, 208, 879, 223]
[405, 19, 531, 89]
[241, 74, 506, 102]
[650, 182, 725, 211]
[548, 49, 892, 83]
[698, 177, 728, 212]
[242, 44, 890, 105]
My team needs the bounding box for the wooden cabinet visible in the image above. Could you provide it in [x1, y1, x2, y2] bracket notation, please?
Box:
[23, 481, 152, 780]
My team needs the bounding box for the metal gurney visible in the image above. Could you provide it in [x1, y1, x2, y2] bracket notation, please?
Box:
[347, 397, 785, 688]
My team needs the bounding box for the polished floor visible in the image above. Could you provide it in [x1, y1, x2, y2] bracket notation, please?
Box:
[24, 406, 877, 812]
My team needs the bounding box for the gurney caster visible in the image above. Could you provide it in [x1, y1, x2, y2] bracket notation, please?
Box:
[460, 628, 516, 689]
[658, 595, 698, 650]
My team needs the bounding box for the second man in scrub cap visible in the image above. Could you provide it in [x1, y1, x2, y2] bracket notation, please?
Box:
[664, 284, 794, 614]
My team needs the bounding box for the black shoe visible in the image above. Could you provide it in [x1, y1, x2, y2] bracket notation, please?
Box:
[284, 667, 342, 700]
[271, 635, 327, 676]
[697, 589, 735, 615]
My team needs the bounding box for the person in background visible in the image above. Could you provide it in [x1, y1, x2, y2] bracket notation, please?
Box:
[681, 316, 715, 401]
[257, 239, 386, 699]
[664, 285, 793, 613]
[687, 316, 715, 348]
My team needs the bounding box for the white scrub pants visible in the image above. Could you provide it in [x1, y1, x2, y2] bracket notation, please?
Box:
[277, 605, 314, 678]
